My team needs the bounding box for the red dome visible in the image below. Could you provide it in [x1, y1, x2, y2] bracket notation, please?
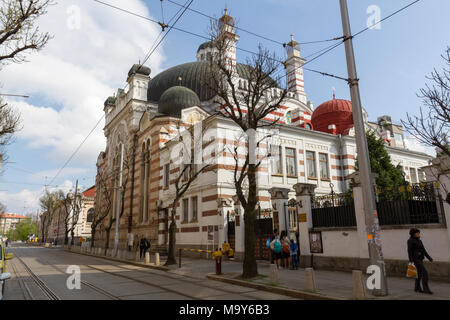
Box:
[311, 99, 354, 135]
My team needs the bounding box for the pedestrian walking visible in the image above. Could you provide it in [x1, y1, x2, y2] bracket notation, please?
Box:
[4, 238, 8, 247]
[407, 228, 433, 294]
[144, 236, 150, 256]
[290, 239, 298, 270]
[280, 231, 290, 269]
[270, 233, 282, 268]
[139, 235, 146, 259]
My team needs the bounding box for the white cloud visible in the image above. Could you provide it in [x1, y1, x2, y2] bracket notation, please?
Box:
[0, 0, 164, 213]
[0, 180, 75, 214]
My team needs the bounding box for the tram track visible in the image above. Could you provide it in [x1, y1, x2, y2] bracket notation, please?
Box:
[14, 253, 60, 300]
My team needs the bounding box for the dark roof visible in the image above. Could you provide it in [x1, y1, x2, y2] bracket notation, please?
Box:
[128, 64, 151, 78]
[147, 61, 279, 103]
[197, 41, 214, 53]
[158, 86, 201, 117]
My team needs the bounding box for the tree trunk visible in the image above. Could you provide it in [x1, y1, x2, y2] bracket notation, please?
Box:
[242, 164, 258, 278]
[71, 228, 75, 246]
[105, 227, 111, 255]
[165, 213, 177, 265]
[90, 227, 96, 248]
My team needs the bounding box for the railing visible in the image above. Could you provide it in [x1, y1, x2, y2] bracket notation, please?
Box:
[376, 182, 443, 226]
[311, 193, 356, 228]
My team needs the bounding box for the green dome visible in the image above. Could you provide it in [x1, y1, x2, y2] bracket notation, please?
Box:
[158, 86, 201, 117]
[147, 61, 279, 103]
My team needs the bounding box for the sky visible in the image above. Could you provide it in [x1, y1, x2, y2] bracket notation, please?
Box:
[0, 0, 448, 215]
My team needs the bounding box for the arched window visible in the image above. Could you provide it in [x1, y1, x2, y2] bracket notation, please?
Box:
[286, 111, 292, 124]
[305, 123, 312, 130]
[86, 208, 94, 222]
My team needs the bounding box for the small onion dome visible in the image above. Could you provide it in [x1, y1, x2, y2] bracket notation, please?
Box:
[311, 98, 354, 135]
[127, 64, 151, 78]
[219, 8, 234, 27]
[158, 86, 201, 117]
[197, 41, 215, 53]
[104, 96, 116, 108]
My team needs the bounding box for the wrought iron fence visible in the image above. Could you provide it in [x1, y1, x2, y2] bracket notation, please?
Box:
[311, 193, 356, 228]
[376, 182, 444, 225]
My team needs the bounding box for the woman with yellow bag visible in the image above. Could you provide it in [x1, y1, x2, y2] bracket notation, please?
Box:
[407, 228, 433, 294]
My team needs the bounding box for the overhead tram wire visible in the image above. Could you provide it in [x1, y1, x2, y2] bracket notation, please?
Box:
[46, 114, 105, 188]
[274, 0, 422, 85]
[94, 1, 345, 83]
[165, 0, 342, 46]
[43, 1, 195, 196]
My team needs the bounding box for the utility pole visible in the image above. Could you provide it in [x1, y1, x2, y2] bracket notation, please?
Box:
[114, 143, 124, 257]
[339, 0, 388, 296]
[72, 179, 79, 246]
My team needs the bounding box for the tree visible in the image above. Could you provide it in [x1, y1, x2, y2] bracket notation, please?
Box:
[0, 0, 53, 163]
[7, 218, 36, 241]
[0, 97, 21, 163]
[205, 16, 287, 278]
[165, 121, 216, 265]
[402, 47, 450, 158]
[39, 189, 63, 243]
[353, 131, 406, 201]
[61, 190, 82, 246]
[0, 0, 53, 67]
[90, 160, 113, 249]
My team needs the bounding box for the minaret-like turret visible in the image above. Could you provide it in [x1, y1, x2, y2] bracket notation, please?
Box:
[218, 8, 239, 74]
[284, 35, 306, 104]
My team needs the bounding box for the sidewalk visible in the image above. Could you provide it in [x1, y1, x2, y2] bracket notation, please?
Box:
[167, 256, 450, 300]
[61, 245, 450, 300]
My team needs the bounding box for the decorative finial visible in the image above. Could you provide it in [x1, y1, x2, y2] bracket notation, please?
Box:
[332, 87, 336, 100]
[224, 5, 228, 15]
[290, 34, 294, 42]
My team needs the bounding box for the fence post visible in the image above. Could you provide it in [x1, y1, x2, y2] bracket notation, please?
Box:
[145, 251, 150, 264]
[293, 183, 317, 268]
[269, 188, 291, 235]
[349, 172, 378, 263]
[178, 248, 181, 268]
[155, 252, 160, 266]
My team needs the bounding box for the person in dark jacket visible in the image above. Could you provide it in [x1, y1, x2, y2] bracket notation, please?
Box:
[407, 228, 433, 294]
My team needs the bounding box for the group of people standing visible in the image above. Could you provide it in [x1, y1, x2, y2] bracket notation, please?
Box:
[267, 229, 299, 270]
[265, 227, 434, 295]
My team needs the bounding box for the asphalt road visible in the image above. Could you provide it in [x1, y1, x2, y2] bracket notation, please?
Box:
[3, 243, 298, 300]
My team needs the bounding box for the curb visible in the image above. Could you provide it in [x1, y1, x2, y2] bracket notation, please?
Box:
[62, 248, 170, 272]
[206, 274, 347, 300]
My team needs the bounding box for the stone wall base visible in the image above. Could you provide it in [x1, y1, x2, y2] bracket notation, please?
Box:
[302, 255, 450, 282]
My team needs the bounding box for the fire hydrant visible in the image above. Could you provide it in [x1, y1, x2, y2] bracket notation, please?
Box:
[212, 250, 223, 275]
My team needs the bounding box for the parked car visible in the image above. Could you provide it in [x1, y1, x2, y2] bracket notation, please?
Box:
[0, 240, 14, 299]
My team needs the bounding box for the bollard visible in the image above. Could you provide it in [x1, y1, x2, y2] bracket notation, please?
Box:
[305, 267, 317, 292]
[145, 251, 150, 264]
[135, 250, 140, 261]
[269, 264, 278, 284]
[352, 270, 366, 300]
[215, 256, 222, 275]
[155, 252, 160, 266]
[178, 248, 182, 268]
